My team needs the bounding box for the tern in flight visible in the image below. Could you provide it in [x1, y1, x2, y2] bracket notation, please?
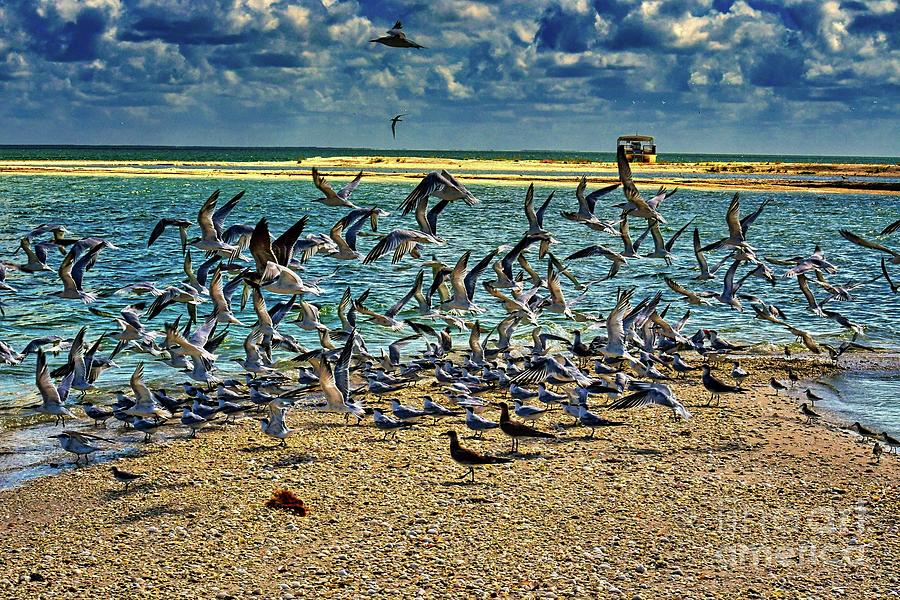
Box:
[390, 113, 407, 139]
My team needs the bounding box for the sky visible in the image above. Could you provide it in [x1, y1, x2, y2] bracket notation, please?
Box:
[0, 0, 897, 155]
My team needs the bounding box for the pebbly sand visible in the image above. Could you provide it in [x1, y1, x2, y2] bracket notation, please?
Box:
[0, 355, 898, 599]
[0, 156, 898, 195]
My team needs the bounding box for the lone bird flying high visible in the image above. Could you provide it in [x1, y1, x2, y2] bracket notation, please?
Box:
[390, 113, 407, 139]
[370, 21, 425, 49]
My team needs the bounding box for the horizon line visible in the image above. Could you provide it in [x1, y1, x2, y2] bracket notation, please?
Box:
[0, 143, 896, 160]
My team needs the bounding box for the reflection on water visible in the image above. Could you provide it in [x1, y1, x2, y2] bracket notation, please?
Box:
[817, 369, 900, 433]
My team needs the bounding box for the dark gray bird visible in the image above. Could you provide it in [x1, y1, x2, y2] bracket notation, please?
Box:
[700, 364, 744, 406]
[390, 113, 407, 139]
[370, 21, 426, 49]
[441, 430, 511, 483]
[769, 377, 788, 395]
[800, 402, 819, 424]
[111, 466, 143, 491]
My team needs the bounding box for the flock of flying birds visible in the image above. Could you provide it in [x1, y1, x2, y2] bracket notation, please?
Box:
[1, 140, 898, 484]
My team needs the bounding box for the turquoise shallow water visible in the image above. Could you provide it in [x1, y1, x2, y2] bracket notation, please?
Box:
[0, 154, 898, 441]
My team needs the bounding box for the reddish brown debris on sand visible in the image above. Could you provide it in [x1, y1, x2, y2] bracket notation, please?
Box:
[265, 489, 309, 516]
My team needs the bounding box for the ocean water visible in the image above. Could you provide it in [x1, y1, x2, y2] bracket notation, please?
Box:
[0, 144, 896, 165]
[0, 148, 898, 485]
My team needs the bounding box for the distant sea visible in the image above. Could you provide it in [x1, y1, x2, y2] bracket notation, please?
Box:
[0, 145, 896, 165]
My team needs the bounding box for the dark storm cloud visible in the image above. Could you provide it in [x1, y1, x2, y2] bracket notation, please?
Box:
[535, 4, 596, 52]
[19, 4, 109, 62]
[119, 15, 254, 45]
[0, 0, 895, 154]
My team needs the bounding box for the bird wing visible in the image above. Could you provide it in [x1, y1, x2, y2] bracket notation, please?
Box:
[148, 219, 172, 248]
[839, 229, 900, 257]
[725, 193, 744, 241]
[665, 217, 694, 252]
[249, 218, 277, 273]
[312, 168, 338, 201]
[584, 183, 621, 214]
[209, 268, 229, 314]
[692, 228, 710, 274]
[882, 257, 898, 292]
[426, 198, 450, 237]
[448, 251, 471, 300]
[130, 362, 152, 402]
[386, 275, 420, 319]
[197, 191, 220, 240]
[535, 191, 554, 227]
[608, 389, 655, 409]
[337, 172, 363, 200]
[740, 198, 770, 234]
[212, 191, 244, 236]
[523, 184, 537, 227]
[574, 177, 589, 213]
[343, 211, 371, 251]
[246, 287, 271, 329]
[649, 222, 667, 256]
[440, 170, 478, 206]
[664, 276, 695, 299]
[273, 216, 309, 266]
[616, 145, 643, 205]
[57, 247, 78, 291]
[399, 172, 442, 215]
[606, 289, 632, 350]
[334, 331, 355, 402]
[363, 229, 438, 265]
[35, 350, 60, 404]
[190, 316, 219, 347]
[464, 249, 498, 301]
[881, 218, 900, 236]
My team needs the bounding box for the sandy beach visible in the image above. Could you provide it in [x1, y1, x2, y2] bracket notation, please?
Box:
[1, 156, 897, 194]
[1, 355, 897, 599]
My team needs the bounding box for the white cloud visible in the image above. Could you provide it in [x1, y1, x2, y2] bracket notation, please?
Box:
[283, 5, 311, 30]
[434, 64, 473, 99]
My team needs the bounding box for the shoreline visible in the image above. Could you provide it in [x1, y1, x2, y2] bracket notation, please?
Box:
[0, 355, 898, 598]
[0, 157, 898, 194]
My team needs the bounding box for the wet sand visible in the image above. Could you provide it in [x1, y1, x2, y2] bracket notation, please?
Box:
[0, 156, 897, 194]
[0, 355, 898, 599]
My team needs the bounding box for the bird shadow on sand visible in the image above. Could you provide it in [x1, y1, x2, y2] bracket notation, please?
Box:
[687, 404, 737, 412]
[118, 503, 196, 524]
[499, 451, 545, 461]
[241, 443, 290, 453]
[683, 441, 758, 454]
[439, 480, 492, 487]
[624, 447, 664, 456]
[102, 479, 192, 501]
[306, 421, 361, 430]
[271, 454, 316, 468]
